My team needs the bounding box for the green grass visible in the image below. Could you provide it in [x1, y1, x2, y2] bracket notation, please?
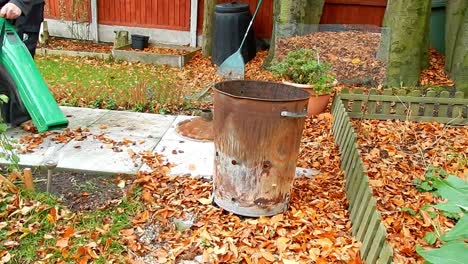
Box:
[3, 190, 61, 262]
[36, 55, 188, 113]
[3, 187, 144, 262]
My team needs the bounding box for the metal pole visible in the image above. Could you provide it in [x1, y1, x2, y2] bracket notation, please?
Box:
[91, 0, 99, 43]
[190, 0, 198, 47]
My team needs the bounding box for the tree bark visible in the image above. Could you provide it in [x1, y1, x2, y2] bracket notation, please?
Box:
[445, 0, 468, 96]
[383, 0, 432, 87]
[202, 0, 217, 57]
[264, 0, 325, 67]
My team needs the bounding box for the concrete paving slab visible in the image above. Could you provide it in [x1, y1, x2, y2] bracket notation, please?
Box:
[160, 115, 196, 141]
[56, 134, 161, 174]
[149, 138, 215, 178]
[0, 127, 67, 167]
[59, 106, 110, 129]
[144, 115, 321, 178]
[88, 111, 176, 138]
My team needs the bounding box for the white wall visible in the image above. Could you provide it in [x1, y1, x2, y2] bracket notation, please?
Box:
[45, 19, 202, 46]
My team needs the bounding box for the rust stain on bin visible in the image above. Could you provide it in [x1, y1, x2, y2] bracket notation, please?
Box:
[213, 80, 309, 217]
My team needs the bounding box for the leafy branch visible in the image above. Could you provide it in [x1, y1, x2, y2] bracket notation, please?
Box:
[0, 94, 20, 172]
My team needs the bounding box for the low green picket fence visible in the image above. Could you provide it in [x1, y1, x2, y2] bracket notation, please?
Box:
[331, 95, 393, 264]
[340, 88, 467, 125]
[331, 89, 468, 263]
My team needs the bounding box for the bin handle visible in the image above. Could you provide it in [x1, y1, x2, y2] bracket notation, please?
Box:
[281, 111, 307, 118]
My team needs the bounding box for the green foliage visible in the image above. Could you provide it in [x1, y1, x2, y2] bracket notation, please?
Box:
[402, 207, 417, 216]
[441, 215, 468, 242]
[424, 232, 438, 245]
[0, 94, 20, 172]
[269, 48, 335, 95]
[416, 241, 468, 264]
[416, 167, 468, 263]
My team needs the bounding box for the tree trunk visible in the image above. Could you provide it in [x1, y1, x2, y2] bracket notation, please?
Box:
[303, 0, 326, 24]
[202, 0, 217, 57]
[264, 0, 324, 67]
[445, 0, 468, 96]
[420, 2, 432, 70]
[383, 0, 432, 87]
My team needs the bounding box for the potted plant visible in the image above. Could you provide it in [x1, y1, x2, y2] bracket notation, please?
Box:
[269, 48, 336, 116]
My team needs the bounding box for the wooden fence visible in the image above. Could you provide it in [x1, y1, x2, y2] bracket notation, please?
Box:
[45, 0, 388, 38]
[340, 88, 468, 125]
[331, 95, 393, 264]
[332, 89, 467, 263]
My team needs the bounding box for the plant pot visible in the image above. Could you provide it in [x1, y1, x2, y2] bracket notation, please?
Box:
[282, 81, 331, 117]
[131, 34, 150, 50]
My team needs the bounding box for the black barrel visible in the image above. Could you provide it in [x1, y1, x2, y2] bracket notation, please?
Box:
[131, 34, 149, 50]
[212, 2, 257, 65]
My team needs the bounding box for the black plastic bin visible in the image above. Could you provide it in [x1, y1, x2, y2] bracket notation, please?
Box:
[212, 2, 257, 65]
[131, 34, 149, 50]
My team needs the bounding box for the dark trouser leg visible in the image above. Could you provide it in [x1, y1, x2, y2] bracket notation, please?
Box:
[16, 2, 44, 58]
[22, 32, 40, 58]
[0, 65, 31, 126]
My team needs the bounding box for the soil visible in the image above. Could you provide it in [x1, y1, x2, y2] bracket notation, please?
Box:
[38, 37, 113, 53]
[32, 169, 125, 212]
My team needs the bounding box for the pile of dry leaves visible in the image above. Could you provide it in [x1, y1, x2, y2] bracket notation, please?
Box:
[39, 38, 113, 53]
[169, 50, 278, 95]
[353, 119, 468, 263]
[121, 115, 362, 263]
[275, 31, 386, 86]
[419, 48, 454, 87]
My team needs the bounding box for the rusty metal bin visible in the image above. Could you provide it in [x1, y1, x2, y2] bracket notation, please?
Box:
[213, 80, 309, 217]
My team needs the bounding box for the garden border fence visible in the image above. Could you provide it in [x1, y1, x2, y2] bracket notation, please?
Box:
[331, 89, 468, 263]
[331, 95, 393, 264]
[340, 88, 468, 125]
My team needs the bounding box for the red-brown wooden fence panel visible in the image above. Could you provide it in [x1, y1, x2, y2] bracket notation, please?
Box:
[45, 0, 90, 22]
[320, 0, 387, 26]
[98, 0, 190, 31]
[44, 0, 387, 39]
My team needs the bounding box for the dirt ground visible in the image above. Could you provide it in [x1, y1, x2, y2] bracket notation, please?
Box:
[32, 169, 125, 212]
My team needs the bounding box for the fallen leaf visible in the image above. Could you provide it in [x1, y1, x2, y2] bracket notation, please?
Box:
[0, 251, 11, 263]
[261, 251, 276, 262]
[270, 214, 284, 225]
[276, 237, 290, 252]
[56, 238, 69, 249]
[198, 196, 213, 205]
[351, 58, 361, 64]
[63, 226, 74, 238]
[48, 207, 57, 224]
[283, 259, 299, 264]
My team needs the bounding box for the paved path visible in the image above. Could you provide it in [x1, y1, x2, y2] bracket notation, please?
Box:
[1, 107, 318, 178]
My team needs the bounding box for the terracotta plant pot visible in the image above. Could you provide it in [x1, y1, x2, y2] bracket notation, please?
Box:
[282, 81, 331, 117]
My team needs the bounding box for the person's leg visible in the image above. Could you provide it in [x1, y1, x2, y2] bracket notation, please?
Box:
[22, 31, 39, 57]
[15, 2, 44, 58]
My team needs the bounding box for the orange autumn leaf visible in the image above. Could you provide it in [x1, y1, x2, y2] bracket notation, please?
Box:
[55, 238, 69, 249]
[63, 226, 74, 238]
[260, 251, 276, 262]
[47, 207, 57, 224]
[142, 189, 154, 204]
[132, 210, 149, 224]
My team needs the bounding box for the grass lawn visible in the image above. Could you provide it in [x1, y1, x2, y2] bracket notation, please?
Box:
[1, 187, 144, 263]
[36, 55, 189, 114]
